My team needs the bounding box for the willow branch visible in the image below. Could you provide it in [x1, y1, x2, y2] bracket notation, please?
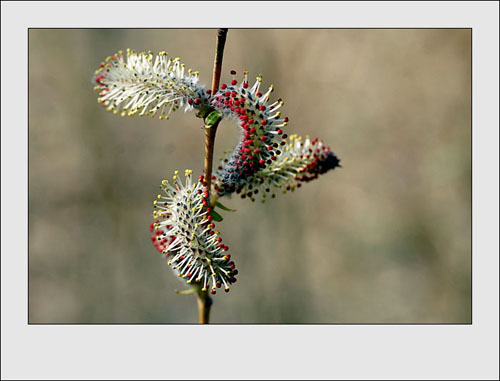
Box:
[204, 28, 227, 194]
[197, 28, 228, 324]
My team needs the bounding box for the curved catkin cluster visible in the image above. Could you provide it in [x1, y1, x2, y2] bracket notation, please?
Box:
[210, 71, 290, 197]
[93, 49, 210, 120]
[215, 135, 341, 202]
[150, 170, 237, 294]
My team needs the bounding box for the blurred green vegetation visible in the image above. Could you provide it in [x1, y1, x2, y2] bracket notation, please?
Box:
[28, 29, 471, 323]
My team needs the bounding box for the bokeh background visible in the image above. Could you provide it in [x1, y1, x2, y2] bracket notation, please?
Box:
[28, 29, 471, 323]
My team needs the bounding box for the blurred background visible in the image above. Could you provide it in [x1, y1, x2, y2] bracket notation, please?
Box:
[28, 29, 471, 323]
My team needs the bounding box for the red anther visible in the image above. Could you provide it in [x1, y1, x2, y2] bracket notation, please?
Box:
[267, 145, 273, 151]
[224, 245, 229, 251]
[243, 161, 248, 166]
[225, 91, 230, 97]
[206, 89, 212, 95]
[284, 117, 289, 122]
[248, 119, 254, 125]
[231, 91, 237, 97]
[187, 98, 193, 105]
[221, 83, 227, 90]
[282, 134, 288, 138]
[210, 289, 216, 295]
[272, 156, 276, 160]
[250, 127, 257, 134]
[240, 115, 248, 121]
[207, 215, 213, 222]
[260, 136, 266, 141]
[243, 82, 248, 88]
[100, 63, 104, 68]
[94, 75, 105, 84]
[254, 148, 260, 154]
[259, 159, 265, 164]
[240, 108, 246, 115]
[149, 223, 154, 232]
[216, 237, 222, 242]
[277, 128, 283, 134]
[231, 79, 237, 86]
[225, 254, 231, 260]
[261, 120, 268, 126]
[230, 70, 236, 75]
[259, 105, 266, 111]
[187, 272, 192, 277]
[211, 175, 216, 180]
[234, 100, 240, 106]
[155, 230, 162, 236]
[206, 208, 211, 213]
[256, 92, 262, 97]
[230, 263, 235, 269]
[240, 97, 246, 102]
[194, 98, 200, 105]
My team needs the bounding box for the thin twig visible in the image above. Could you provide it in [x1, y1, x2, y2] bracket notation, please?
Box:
[197, 28, 228, 324]
[203, 28, 227, 194]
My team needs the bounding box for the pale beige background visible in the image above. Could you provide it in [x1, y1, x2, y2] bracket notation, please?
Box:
[29, 29, 471, 323]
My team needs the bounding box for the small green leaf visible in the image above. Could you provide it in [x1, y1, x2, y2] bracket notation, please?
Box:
[175, 288, 196, 295]
[204, 110, 222, 127]
[215, 201, 236, 212]
[209, 209, 223, 222]
[210, 211, 223, 222]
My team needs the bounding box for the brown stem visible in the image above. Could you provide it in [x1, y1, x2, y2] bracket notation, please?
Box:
[197, 28, 228, 324]
[203, 28, 227, 193]
[203, 126, 217, 196]
[196, 289, 213, 324]
[211, 28, 228, 96]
